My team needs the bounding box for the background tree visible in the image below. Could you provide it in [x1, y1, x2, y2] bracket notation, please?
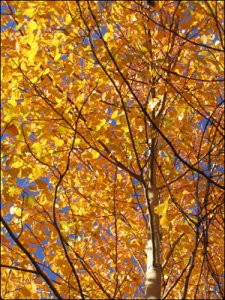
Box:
[1, 1, 224, 299]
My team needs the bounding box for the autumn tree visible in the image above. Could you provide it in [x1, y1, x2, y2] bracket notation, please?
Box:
[1, 1, 224, 299]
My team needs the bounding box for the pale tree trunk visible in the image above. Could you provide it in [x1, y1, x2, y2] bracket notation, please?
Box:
[142, 5, 169, 297]
[144, 186, 161, 299]
[144, 137, 161, 299]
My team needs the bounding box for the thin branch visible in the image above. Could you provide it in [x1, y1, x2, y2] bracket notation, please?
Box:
[0, 264, 37, 274]
[1, 215, 63, 300]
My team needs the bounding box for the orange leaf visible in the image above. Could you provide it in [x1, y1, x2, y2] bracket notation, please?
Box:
[6, 125, 19, 136]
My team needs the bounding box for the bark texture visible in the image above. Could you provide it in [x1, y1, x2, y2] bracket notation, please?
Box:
[144, 137, 161, 299]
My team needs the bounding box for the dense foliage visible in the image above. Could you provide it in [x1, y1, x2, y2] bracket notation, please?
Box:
[1, 1, 224, 299]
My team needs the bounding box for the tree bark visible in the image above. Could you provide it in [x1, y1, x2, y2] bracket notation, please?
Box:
[144, 187, 161, 299]
[144, 137, 161, 299]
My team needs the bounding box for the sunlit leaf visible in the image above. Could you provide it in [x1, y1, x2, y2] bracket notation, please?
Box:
[154, 200, 168, 216]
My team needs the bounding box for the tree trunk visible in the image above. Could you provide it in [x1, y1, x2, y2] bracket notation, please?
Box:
[144, 187, 161, 299]
[144, 137, 161, 299]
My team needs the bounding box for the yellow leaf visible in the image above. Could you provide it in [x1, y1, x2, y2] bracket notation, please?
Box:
[58, 126, 67, 135]
[8, 98, 17, 107]
[15, 23, 23, 31]
[24, 7, 37, 18]
[10, 205, 21, 217]
[74, 138, 80, 146]
[117, 174, 123, 181]
[154, 200, 168, 216]
[76, 94, 85, 104]
[27, 20, 38, 32]
[32, 165, 45, 179]
[27, 42, 38, 65]
[111, 111, 118, 119]
[65, 15, 72, 25]
[202, 34, 207, 44]
[34, 62, 42, 71]
[104, 32, 113, 42]
[15, 41, 20, 53]
[15, 208, 22, 217]
[60, 221, 68, 231]
[11, 160, 23, 168]
[54, 53, 61, 61]
[21, 61, 27, 71]
[54, 137, 64, 147]
[42, 68, 50, 76]
[122, 126, 129, 134]
[160, 215, 169, 229]
[24, 195, 35, 207]
[91, 149, 100, 159]
[32, 142, 42, 153]
[96, 119, 107, 131]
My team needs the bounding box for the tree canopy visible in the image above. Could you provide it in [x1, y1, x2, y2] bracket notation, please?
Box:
[1, 1, 224, 299]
